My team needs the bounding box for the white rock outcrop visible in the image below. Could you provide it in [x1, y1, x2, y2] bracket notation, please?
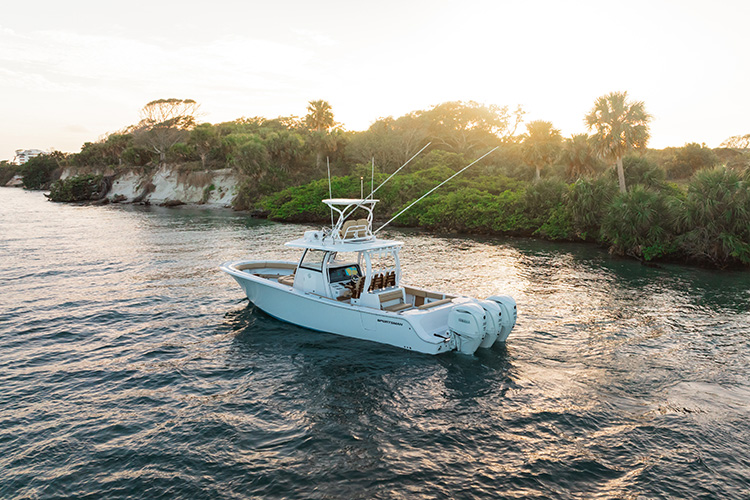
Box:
[60, 166, 239, 206]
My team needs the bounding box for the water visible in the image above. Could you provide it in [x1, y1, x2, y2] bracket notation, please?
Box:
[1, 187, 749, 499]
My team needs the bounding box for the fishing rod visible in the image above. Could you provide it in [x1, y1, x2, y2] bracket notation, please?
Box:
[339, 141, 432, 223]
[374, 146, 499, 234]
[327, 157, 334, 229]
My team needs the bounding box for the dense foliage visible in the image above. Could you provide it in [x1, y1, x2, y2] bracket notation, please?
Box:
[14, 95, 750, 268]
[674, 167, 750, 266]
[48, 174, 108, 202]
[21, 153, 68, 189]
[259, 163, 750, 268]
[0, 161, 20, 185]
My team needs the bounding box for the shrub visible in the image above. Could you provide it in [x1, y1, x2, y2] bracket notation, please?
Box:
[259, 176, 362, 222]
[121, 146, 155, 167]
[566, 176, 618, 241]
[613, 156, 665, 189]
[522, 179, 568, 227]
[601, 185, 679, 261]
[0, 162, 20, 185]
[535, 204, 574, 240]
[48, 174, 107, 202]
[665, 143, 719, 180]
[22, 153, 65, 189]
[200, 184, 216, 204]
[674, 166, 750, 267]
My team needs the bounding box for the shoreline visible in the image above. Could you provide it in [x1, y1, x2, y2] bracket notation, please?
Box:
[8, 186, 746, 272]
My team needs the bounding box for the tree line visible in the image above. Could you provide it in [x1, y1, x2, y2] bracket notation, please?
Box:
[3, 93, 748, 267]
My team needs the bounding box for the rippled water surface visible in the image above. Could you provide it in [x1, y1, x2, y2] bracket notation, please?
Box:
[2, 188, 750, 499]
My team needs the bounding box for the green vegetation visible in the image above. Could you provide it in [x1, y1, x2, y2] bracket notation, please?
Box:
[48, 174, 107, 202]
[674, 167, 750, 267]
[21, 152, 68, 189]
[14, 94, 750, 269]
[0, 160, 21, 185]
[585, 91, 652, 194]
[521, 121, 562, 182]
[200, 183, 216, 204]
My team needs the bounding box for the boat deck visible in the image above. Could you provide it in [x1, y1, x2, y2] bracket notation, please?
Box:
[236, 263, 455, 314]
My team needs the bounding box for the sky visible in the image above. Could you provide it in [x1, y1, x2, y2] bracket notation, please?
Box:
[1, 0, 748, 161]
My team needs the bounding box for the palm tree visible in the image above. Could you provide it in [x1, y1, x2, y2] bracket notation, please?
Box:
[305, 100, 334, 132]
[585, 91, 651, 194]
[305, 100, 335, 169]
[521, 120, 562, 182]
[560, 134, 600, 179]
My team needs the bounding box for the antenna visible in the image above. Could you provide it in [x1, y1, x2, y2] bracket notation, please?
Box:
[370, 157, 374, 197]
[360, 176, 364, 199]
[374, 146, 498, 234]
[327, 157, 334, 229]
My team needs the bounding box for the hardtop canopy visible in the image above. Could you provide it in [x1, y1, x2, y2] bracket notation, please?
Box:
[285, 236, 402, 253]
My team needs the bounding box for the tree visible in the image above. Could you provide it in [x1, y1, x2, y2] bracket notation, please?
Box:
[417, 101, 523, 154]
[21, 152, 68, 189]
[521, 120, 562, 182]
[585, 91, 651, 194]
[188, 124, 222, 168]
[264, 130, 305, 174]
[720, 134, 750, 149]
[76, 133, 132, 167]
[664, 142, 719, 179]
[560, 134, 601, 179]
[347, 114, 429, 170]
[225, 134, 269, 179]
[133, 98, 199, 164]
[305, 100, 335, 169]
[304, 100, 335, 132]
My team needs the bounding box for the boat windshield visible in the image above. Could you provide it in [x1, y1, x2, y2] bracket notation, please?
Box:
[299, 249, 326, 271]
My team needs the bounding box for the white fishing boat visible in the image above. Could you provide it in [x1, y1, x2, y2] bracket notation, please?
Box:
[221, 194, 517, 355]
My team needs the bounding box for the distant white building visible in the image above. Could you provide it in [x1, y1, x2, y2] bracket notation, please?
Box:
[13, 149, 46, 165]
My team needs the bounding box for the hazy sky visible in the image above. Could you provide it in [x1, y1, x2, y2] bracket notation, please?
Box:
[1, 0, 747, 161]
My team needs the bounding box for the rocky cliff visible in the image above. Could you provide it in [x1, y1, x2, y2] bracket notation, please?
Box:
[59, 166, 239, 207]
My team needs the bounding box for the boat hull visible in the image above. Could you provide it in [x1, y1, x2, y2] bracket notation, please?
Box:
[221, 261, 455, 355]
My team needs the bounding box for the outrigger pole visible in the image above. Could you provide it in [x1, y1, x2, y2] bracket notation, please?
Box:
[367, 142, 431, 200]
[338, 142, 433, 223]
[374, 146, 499, 234]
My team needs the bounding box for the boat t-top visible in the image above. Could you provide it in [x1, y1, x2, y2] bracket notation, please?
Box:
[221, 192, 517, 355]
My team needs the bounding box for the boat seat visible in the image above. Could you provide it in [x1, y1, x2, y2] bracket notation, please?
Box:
[340, 219, 368, 240]
[277, 274, 295, 286]
[378, 288, 408, 311]
[254, 273, 279, 279]
[348, 277, 365, 299]
[356, 219, 369, 235]
[384, 302, 412, 312]
[385, 271, 396, 288]
[369, 273, 384, 291]
[417, 298, 453, 310]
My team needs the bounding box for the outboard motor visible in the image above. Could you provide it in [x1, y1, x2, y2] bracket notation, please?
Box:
[448, 303, 486, 355]
[478, 300, 502, 348]
[486, 295, 517, 342]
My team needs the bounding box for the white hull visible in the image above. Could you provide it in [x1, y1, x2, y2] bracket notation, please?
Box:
[220, 198, 516, 355]
[222, 260, 465, 354]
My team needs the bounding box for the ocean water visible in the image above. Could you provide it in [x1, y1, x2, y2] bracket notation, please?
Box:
[1, 187, 749, 499]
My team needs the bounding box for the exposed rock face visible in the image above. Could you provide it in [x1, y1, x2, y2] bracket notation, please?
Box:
[5, 175, 24, 187]
[59, 166, 238, 207]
